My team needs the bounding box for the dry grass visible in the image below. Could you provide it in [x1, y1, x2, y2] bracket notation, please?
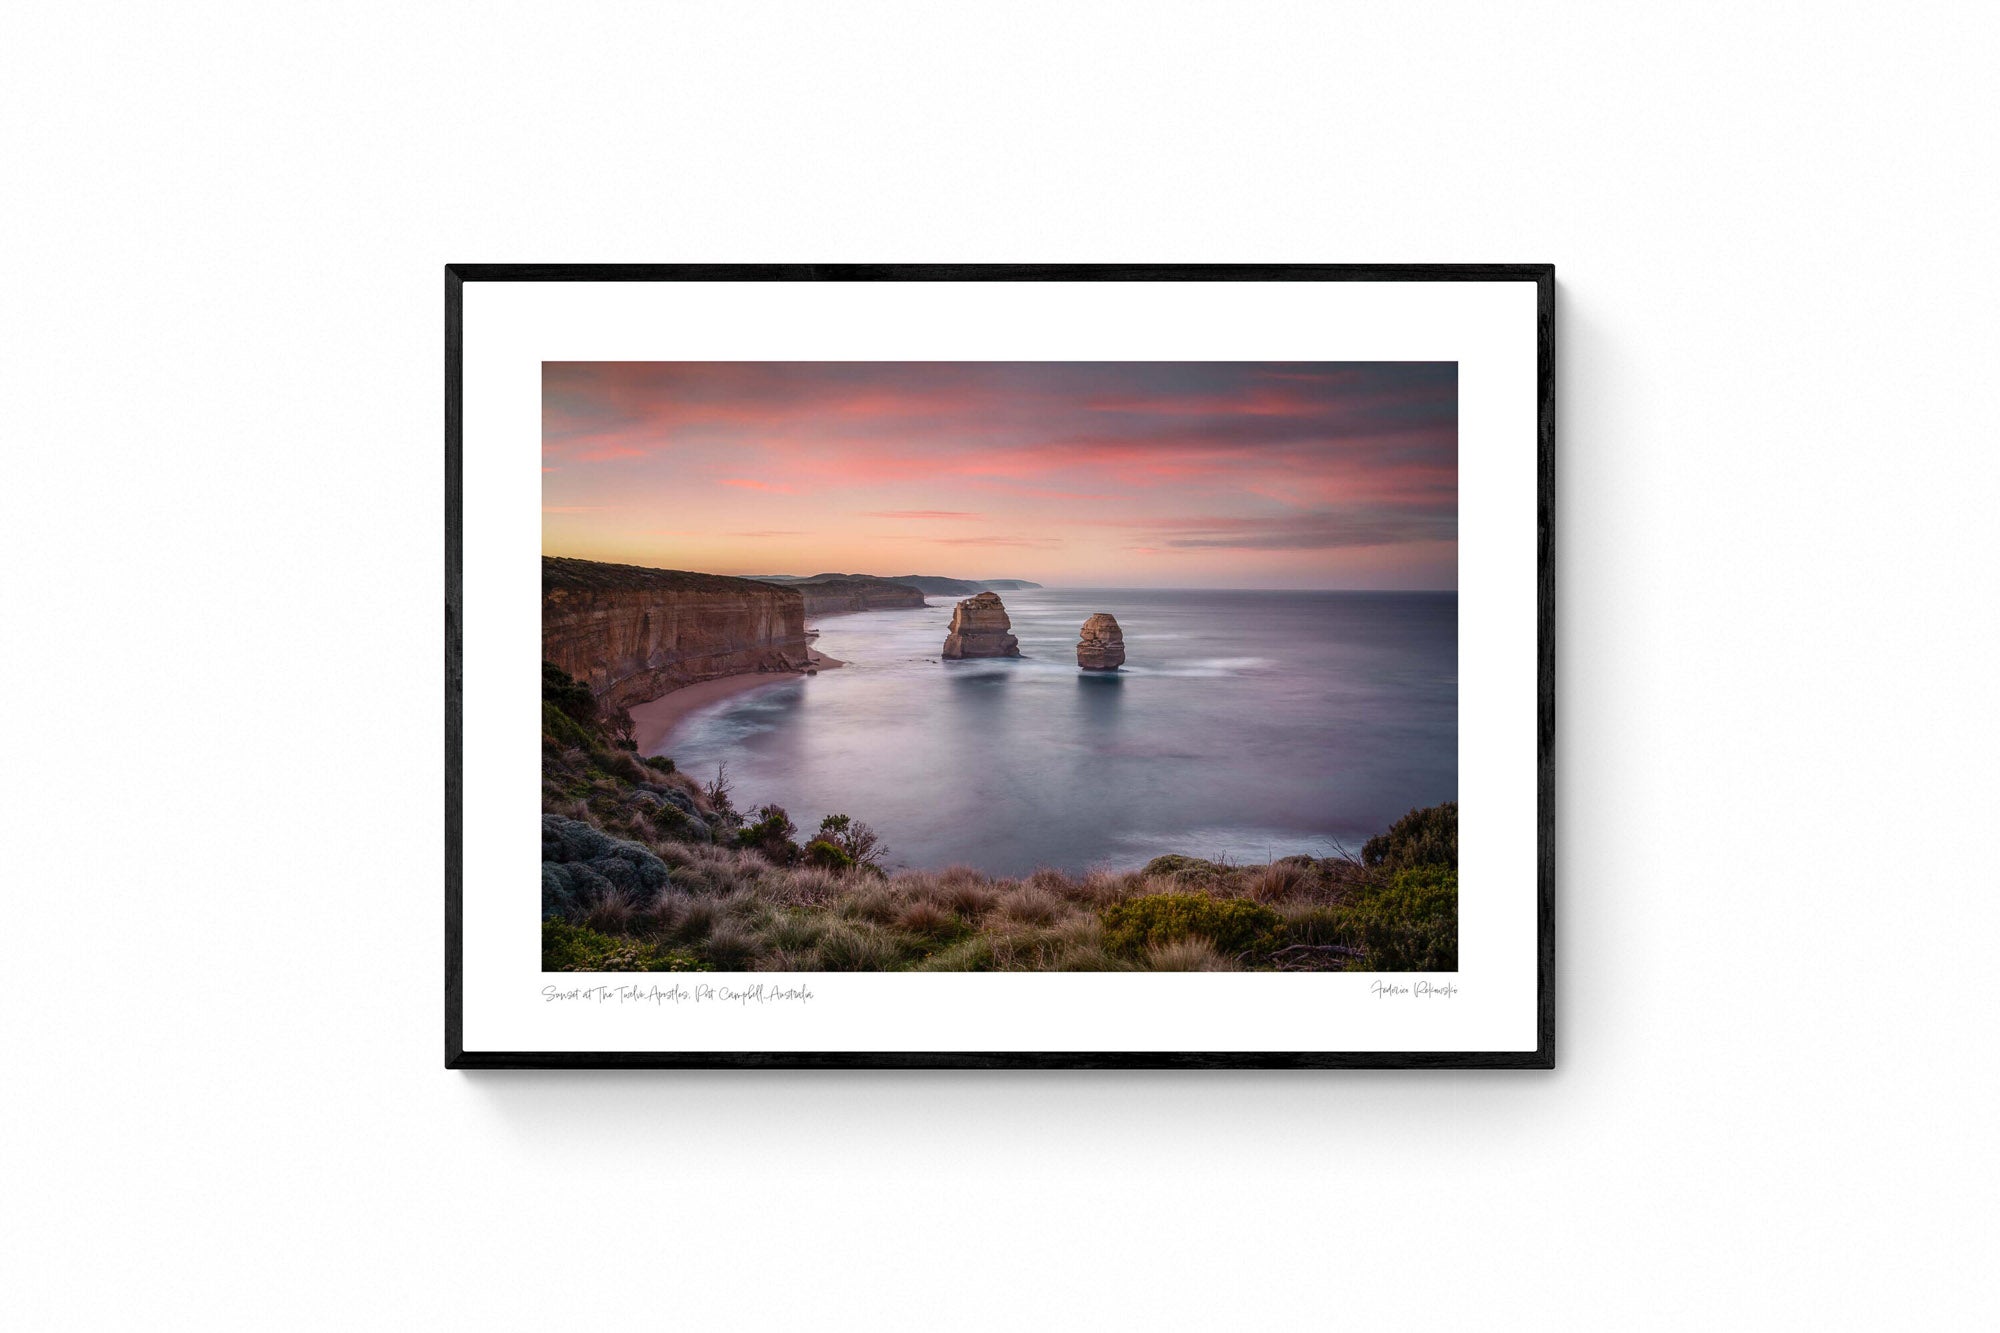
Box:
[1245, 858, 1316, 903]
[895, 899, 964, 940]
[547, 843, 1399, 972]
[1145, 937, 1240, 971]
[993, 885, 1065, 926]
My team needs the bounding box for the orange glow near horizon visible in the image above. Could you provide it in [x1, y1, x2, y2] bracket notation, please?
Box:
[542, 362, 1457, 590]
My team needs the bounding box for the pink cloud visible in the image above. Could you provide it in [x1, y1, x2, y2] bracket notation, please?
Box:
[542, 362, 1458, 588]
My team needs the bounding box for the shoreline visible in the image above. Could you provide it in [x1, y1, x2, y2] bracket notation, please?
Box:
[628, 648, 844, 755]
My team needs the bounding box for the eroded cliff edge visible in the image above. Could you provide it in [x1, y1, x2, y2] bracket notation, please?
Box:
[543, 557, 809, 711]
[785, 575, 927, 615]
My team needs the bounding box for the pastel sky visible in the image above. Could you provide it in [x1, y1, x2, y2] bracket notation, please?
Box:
[542, 362, 1457, 589]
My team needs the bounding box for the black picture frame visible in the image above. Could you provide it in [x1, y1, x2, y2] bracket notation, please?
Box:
[446, 263, 1553, 1070]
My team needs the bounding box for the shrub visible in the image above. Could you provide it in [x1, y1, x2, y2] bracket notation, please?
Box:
[1361, 802, 1457, 871]
[542, 662, 598, 726]
[702, 763, 736, 821]
[541, 920, 706, 972]
[1263, 865, 1456, 971]
[803, 838, 856, 871]
[1141, 854, 1229, 883]
[735, 804, 800, 864]
[606, 704, 638, 750]
[640, 754, 676, 775]
[815, 813, 887, 870]
[1349, 864, 1457, 971]
[1099, 894, 1281, 959]
[541, 700, 598, 753]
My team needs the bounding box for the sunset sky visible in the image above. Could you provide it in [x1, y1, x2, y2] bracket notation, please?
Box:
[542, 362, 1457, 589]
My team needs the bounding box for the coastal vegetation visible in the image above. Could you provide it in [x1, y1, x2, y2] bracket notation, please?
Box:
[541, 663, 1458, 973]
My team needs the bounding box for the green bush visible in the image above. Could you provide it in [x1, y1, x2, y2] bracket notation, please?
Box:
[541, 700, 598, 752]
[1140, 854, 1229, 882]
[816, 813, 886, 870]
[1267, 865, 1457, 971]
[1100, 894, 1281, 959]
[542, 662, 598, 726]
[1349, 865, 1457, 970]
[735, 805, 800, 864]
[1361, 802, 1457, 871]
[803, 838, 856, 871]
[542, 919, 707, 972]
[640, 754, 676, 774]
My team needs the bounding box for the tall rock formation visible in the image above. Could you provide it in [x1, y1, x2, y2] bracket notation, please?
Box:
[542, 557, 809, 711]
[941, 591, 1021, 659]
[1076, 613, 1126, 670]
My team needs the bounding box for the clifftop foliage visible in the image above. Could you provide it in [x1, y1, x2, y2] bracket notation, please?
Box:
[1362, 801, 1457, 872]
[544, 555, 806, 599]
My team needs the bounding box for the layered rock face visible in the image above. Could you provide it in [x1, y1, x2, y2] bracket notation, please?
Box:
[543, 557, 809, 711]
[942, 591, 1021, 659]
[1076, 613, 1126, 670]
[788, 575, 927, 615]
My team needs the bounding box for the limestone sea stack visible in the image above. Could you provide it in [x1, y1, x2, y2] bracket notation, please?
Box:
[1076, 613, 1126, 670]
[941, 591, 1021, 659]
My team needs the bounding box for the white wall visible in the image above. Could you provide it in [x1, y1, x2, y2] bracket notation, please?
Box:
[4, 3, 1993, 1328]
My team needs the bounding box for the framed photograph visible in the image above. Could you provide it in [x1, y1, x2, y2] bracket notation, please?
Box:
[447, 264, 1552, 1069]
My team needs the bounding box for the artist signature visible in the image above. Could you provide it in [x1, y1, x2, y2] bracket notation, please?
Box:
[1370, 979, 1459, 999]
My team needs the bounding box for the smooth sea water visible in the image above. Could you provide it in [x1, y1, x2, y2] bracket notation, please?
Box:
[651, 589, 1457, 876]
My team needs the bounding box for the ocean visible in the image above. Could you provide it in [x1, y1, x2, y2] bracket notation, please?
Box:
[650, 588, 1457, 876]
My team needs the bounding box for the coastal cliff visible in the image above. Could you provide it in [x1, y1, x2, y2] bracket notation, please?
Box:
[756, 572, 1040, 597]
[543, 557, 809, 711]
[786, 575, 927, 615]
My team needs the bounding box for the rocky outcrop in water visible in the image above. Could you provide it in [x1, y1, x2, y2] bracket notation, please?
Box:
[1076, 613, 1126, 670]
[942, 591, 1021, 659]
[543, 557, 809, 711]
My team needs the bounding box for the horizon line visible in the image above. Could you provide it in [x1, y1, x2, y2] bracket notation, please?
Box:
[542, 551, 1454, 595]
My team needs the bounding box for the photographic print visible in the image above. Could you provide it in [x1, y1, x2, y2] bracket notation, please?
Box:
[448, 265, 1550, 1068]
[539, 361, 1460, 976]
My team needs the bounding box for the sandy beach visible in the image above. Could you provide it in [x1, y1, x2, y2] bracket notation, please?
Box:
[628, 648, 844, 755]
